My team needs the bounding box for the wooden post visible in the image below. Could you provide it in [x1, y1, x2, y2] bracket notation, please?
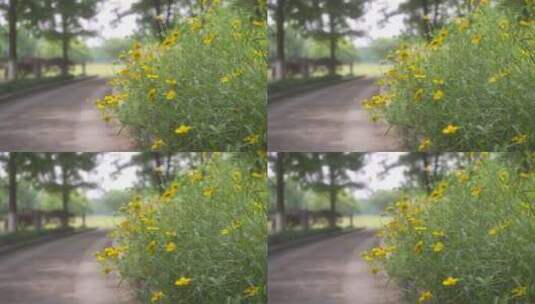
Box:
[33, 210, 42, 231]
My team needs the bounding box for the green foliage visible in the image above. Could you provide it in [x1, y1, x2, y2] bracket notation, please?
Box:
[365, 156, 535, 303]
[97, 154, 267, 303]
[92, 190, 133, 214]
[366, 3, 535, 151]
[362, 190, 400, 214]
[98, 5, 266, 151]
[90, 38, 132, 62]
[357, 38, 401, 63]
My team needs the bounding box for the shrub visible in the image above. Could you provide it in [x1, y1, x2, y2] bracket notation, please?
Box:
[364, 2, 535, 151]
[363, 155, 535, 303]
[96, 3, 267, 151]
[96, 154, 267, 303]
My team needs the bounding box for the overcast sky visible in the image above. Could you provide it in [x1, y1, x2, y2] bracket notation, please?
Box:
[352, 152, 405, 199]
[84, 153, 138, 200]
[85, 0, 138, 47]
[86, 0, 405, 47]
[353, 0, 405, 46]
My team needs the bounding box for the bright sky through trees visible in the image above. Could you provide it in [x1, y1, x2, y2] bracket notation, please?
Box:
[352, 0, 405, 46]
[85, 0, 138, 47]
[83, 153, 138, 199]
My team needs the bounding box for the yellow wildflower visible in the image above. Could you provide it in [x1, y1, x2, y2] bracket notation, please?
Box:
[431, 241, 444, 253]
[414, 240, 424, 255]
[165, 242, 176, 253]
[175, 124, 192, 136]
[252, 20, 264, 27]
[442, 276, 459, 286]
[512, 286, 527, 298]
[433, 78, 445, 85]
[220, 75, 231, 83]
[418, 291, 433, 303]
[419, 138, 432, 151]
[442, 124, 460, 135]
[512, 134, 528, 145]
[165, 90, 177, 101]
[471, 186, 483, 197]
[166, 79, 177, 86]
[414, 88, 424, 102]
[203, 33, 216, 45]
[471, 34, 482, 45]
[243, 286, 260, 297]
[244, 134, 260, 145]
[488, 227, 498, 236]
[432, 90, 445, 101]
[203, 187, 215, 198]
[148, 88, 157, 102]
[147, 240, 157, 255]
[151, 291, 165, 303]
[175, 276, 192, 287]
[151, 138, 165, 150]
[432, 230, 446, 238]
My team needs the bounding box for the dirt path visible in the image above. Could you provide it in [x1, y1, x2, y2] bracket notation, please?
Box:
[268, 229, 402, 304]
[0, 78, 134, 151]
[0, 230, 136, 304]
[268, 78, 400, 152]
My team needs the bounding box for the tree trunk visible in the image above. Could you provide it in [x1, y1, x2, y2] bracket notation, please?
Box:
[7, 153, 17, 232]
[153, 152, 165, 194]
[274, 0, 286, 80]
[328, 166, 337, 229]
[153, 0, 164, 41]
[328, 13, 337, 76]
[275, 152, 285, 233]
[61, 13, 70, 77]
[421, 0, 432, 41]
[421, 153, 432, 194]
[7, 0, 17, 80]
[61, 165, 70, 228]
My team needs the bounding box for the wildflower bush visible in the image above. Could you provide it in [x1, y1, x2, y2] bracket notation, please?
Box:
[96, 154, 267, 303]
[364, 1, 535, 151]
[96, 3, 267, 151]
[363, 156, 535, 303]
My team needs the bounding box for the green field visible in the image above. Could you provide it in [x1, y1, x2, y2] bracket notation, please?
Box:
[340, 215, 391, 229]
[311, 63, 391, 78]
[73, 215, 123, 229]
[73, 63, 122, 77]
[341, 63, 391, 77]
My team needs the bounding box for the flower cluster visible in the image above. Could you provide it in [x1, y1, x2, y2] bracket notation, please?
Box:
[96, 2, 267, 151]
[365, 1, 535, 151]
[364, 155, 535, 303]
[96, 154, 267, 303]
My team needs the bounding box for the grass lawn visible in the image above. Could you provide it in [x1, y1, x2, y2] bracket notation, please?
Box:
[73, 63, 122, 78]
[310, 215, 391, 230]
[341, 63, 391, 77]
[310, 63, 391, 78]
[73, 214, 123, 229]
[340, 215, 392, 229]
